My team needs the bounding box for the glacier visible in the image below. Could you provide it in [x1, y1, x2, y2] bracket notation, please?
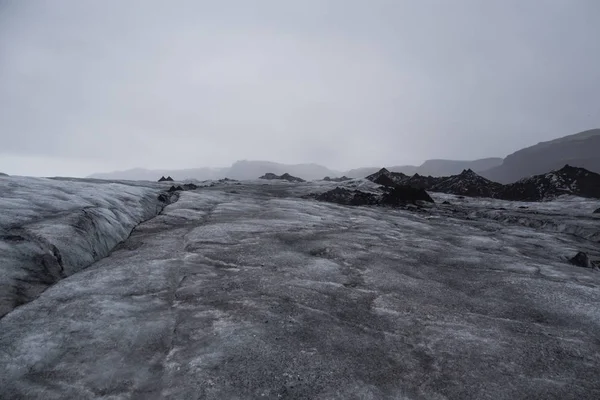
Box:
[0, 176, 599, 399]
[0, 176, 166, 317]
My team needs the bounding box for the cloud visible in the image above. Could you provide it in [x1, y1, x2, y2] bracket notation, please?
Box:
[1, 0, 599, 176]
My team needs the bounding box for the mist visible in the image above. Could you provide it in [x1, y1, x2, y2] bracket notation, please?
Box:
[1, 0, 599, 177]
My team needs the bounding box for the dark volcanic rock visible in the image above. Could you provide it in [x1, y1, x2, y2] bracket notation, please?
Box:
[167, 183, 197, 192]
[316, 184, 433, 208]
[366, 168, 409, 185]
[350, 191, 379, 206]
[404, 173, 446, 190]
[166, 176, 174, 181]
[373, 174, 436, 204]
[315, 187, 353, 204]
[323, 176, 352, 182]
[431, 169, 503, 198]
[594, 208, 600, 214]
[280, 173, 305, 182]
[569, 252, 595, 269]
[157, 193, 169, 202]
[381, 185, 435, 205]
[158, 176, 167, 182]
[259, 173, 279, 180]
[373, 174, 398, 188]
[498, 165, 600, 201]
[442, 201, 451, 205]
[259, 172, 305, 182]
[366, 168, 391, 182]
[315, 187, 378, 206]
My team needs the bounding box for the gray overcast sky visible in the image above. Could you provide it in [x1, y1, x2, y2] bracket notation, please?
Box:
[1, 0, 599, 177]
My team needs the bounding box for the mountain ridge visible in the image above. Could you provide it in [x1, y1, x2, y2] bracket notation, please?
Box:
[88, 158, 503, 182]
[87, 129, 599, 182]
[480, 129, 600, 183]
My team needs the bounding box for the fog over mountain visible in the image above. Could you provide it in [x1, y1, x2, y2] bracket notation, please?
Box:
[89, 158, 504, 181]
[1, 1, 599, 177]
[481, 129, 600, 183]
[88, 129, 600, 182]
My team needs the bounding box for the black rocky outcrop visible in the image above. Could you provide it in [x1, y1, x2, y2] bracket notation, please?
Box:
[366, 168, 391, 182]
[259, 173, 279, 180]
[158, 176, 174, 182]
[569, 252, 596, 269]
[498, 165, 600, 201]
[404, 173, 446, 190]
[373, 174, 398, 188]
[381, 185, 434, 205]
[315, 187, 378, 206]
[259, 172, 305, 182]
[430, 169, 503, 198]
[403, 165, 600, 201]
[366, 168, 409, 185]
[168, 185, 184, 192]
[594, 208, 600, 214]
[323, 176, 352, 182]
[280, 173, 304, 182]
[168, 183, 198, 192]
[0, 172, 8, 177]
[315, 184, 433, 208]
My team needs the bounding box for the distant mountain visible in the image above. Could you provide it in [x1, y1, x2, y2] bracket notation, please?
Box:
[345, 166, 415, 179]
[88, 167, 227, 181]
[229, 161, 336, 181]
[88, 162, 339, 181]
[480, 129, 600, 183]
[343, 159, 500, 179]
[416, 158, 502, 177]
[344, 167, 383, 179]
[388, 165, 419, 175]
[89, 157, 505, 182]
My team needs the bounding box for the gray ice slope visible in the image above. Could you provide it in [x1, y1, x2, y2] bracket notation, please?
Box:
[0, 176, 163, 317]
[0, 179, 599, 399]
